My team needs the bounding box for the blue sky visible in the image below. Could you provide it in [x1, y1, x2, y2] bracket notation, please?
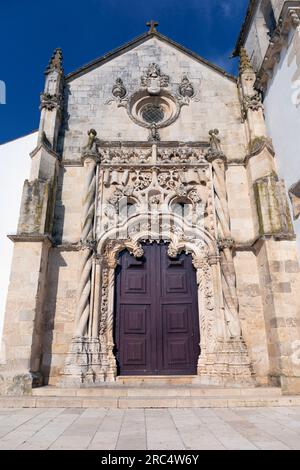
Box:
[0, 0, 248, 144]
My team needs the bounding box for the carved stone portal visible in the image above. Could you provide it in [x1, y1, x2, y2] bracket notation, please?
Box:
[61, 140, 254, 388]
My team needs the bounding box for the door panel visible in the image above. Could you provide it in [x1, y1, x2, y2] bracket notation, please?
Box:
[115, 243, 200, 376]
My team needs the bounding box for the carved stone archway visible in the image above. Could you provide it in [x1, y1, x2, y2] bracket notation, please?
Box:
[98, 223, 218, 381]
[62, 140, 254, 388]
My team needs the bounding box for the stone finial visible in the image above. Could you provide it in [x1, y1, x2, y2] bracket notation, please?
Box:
[45, 48, 63, 75]
[206, 129, 226, 162]
[148, 123, 160, 142]
[146, 20, 159, 33]
[239, 47, 253, 74]
[209, 129, 221, 152]
[82, 129, 99, 159]
[86, 129, 97, 150]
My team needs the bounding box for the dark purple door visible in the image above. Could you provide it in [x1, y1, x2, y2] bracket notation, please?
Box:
[114, 243, 200, 375]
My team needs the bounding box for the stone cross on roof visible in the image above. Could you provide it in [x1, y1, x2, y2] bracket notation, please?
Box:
[146, 20, 159, 33]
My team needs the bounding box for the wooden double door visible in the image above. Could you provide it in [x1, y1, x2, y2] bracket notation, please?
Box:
[114, 243, 200, 376]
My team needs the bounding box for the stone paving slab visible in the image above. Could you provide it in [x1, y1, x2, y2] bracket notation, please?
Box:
[0, 407, 299, 450]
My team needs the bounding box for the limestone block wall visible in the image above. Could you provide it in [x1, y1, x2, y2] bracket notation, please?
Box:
[234, 250, 270, 384]
[226, 164, 257, 244]
[53, 166, 84, 244]
[256, 239, 300, 390]
[41, 249, 80, 385]
[0, 240, 50, 393]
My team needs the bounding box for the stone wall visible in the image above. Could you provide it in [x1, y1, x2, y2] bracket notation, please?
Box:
[1, 33, 300, 392]
[60, 38, 246, 162]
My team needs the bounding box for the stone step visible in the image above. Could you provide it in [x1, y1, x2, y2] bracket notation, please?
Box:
[0, 394, 300, 409]
[116, 375, 199, 386]
[31, 385, 283, 398]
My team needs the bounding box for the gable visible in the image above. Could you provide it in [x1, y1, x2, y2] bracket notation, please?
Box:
[66, 32, 236, 83]
[61, 36, 244, 161]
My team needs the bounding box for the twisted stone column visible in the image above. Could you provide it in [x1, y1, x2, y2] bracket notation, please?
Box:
[207, 151, 241, 339]
[62, 148, 100, 386]
[74, 155, 99, 337]
[105, 262, 118, 381]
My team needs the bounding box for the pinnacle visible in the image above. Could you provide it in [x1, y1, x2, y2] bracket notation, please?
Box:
[45, 47, 63, 75]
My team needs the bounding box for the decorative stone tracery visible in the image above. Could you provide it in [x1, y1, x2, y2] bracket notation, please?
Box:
[62, 133, 254, 387]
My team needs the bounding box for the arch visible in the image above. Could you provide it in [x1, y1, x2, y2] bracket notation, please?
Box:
[99, 225, 218, 381]
[97, 211, 217, 265]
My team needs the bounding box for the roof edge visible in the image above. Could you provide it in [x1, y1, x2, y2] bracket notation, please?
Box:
[66, 30, 237, 83]
[233, 0, 259, 56]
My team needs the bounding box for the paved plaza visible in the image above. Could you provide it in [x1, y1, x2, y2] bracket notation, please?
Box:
[0, 407, 300, 450]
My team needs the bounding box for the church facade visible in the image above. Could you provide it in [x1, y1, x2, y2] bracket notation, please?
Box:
[1, 22, 300, 396]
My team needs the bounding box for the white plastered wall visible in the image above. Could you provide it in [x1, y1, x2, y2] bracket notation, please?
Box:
[0, 132, 37, 343]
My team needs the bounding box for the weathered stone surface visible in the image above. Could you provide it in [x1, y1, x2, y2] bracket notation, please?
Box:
[1, 31, 300, 397]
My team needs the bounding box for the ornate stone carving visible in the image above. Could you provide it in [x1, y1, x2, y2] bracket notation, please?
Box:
[290, 8, 300, 26]
[206, 129, 226, 162]
[141, 63, 169, 95]
[148, 123, 160, 142]
[158, 147, 206, 164]
[206, 130, 243, 340]
[178, 75, 195, 98]
[63, 139, 101, 383]
[188, 188, 202, 204]
[45, 48, 63, 75]
[218, 238, 234, 250]
[209, 129, 222, 153]
[108, 186, 134, 208]
[109, 66, 199, 130]
[112, 78, 126, 99]
[193, 257, 214, 313]
[239, 47, 253, 74]
[108, 78, 128, 107]
[158, 171, 179, 190]
[105, 239, 144, 270]
[82, 129, 99, 157]
[132, 172, 152, 190]
[40, 92, 62, 111]
[100, 148, 152, 164]
[175, 183, 188, 197]
[241, 92, 263, 121]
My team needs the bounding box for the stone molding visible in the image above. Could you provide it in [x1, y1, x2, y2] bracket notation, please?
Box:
[30, 141, 61, 161]
[60, 129, 254, 387]
[40, 92, 63, 112]
[8, 234, 53, 245]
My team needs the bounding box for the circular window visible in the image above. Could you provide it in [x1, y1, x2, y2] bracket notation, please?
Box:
[142, 104, 164, 124]
[128, 91, 180, 129]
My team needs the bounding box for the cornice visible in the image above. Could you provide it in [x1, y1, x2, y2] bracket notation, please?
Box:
[8, 234, 53, 245]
